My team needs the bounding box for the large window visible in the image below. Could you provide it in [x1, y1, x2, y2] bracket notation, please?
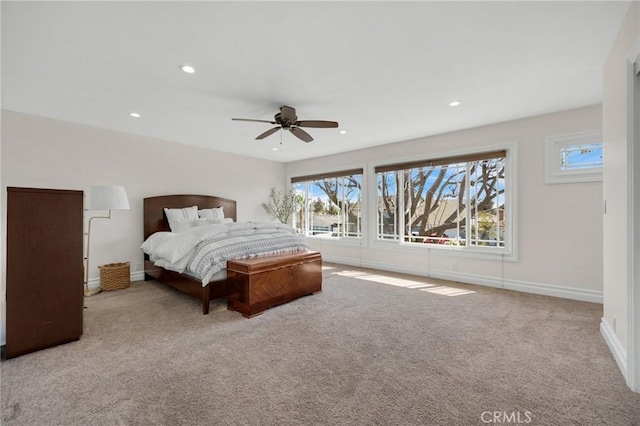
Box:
[375, 150, 507, 249]
[292, 169, 363, 238]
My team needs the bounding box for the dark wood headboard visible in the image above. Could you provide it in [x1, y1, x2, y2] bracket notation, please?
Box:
[143, 195, 237, 239]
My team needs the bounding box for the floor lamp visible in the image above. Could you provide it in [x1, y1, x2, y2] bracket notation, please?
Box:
[84, 185, 130, 297]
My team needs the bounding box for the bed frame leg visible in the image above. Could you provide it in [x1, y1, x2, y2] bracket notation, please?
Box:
[202, 286, 210, 315]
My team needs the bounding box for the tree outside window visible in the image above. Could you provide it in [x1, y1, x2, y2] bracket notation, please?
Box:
[376, 152, 506, 249]
[292, 170, 362, 238]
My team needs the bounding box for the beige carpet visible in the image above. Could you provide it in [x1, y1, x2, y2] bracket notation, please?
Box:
[1, 263, 639, 425]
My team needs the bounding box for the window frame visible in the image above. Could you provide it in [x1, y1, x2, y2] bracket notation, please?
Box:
[369, 143, 517, 260]
[291, 168, 364, 240]
[544, 129, 603, 184]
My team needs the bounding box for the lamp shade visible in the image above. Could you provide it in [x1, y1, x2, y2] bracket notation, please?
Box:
[89, 186, 130, 210]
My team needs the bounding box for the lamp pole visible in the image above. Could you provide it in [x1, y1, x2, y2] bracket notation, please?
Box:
[84, 210, 113, 297]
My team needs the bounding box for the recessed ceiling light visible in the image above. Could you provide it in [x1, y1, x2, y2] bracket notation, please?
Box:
[272, 147, 278, 151]
[449, 101, 461, 107]
[339, 130, 347, 134]
[181, 65, 195, 74]
[129, 112, 141, 118]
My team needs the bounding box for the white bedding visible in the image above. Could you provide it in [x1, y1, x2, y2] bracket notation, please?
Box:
[142, 222, 308, 286]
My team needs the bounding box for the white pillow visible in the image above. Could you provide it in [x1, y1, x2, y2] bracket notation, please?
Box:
[198, 206, 224, 220]
[164, 206, 198, 232]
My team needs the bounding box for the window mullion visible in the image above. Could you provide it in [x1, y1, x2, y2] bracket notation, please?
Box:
[494, 167, 499, 246]
[456, 164, 461, 247]
[340, 177, 344, 237]
[398, 171, 405, 242]
[466, 162, 471, 247]
[305, 182, 311, 236]
[495, 168, 500, 247]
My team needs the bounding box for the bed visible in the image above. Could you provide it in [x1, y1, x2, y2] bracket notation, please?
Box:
[142, 194, 321, 315]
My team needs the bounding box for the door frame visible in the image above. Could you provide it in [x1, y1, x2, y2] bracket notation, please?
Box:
[626, 38, 640, 393]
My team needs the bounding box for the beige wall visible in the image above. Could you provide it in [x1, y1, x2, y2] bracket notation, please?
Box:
[286, 105, 603, 301]
[602, 1, 639, 369]
[0, 110, 285, 344]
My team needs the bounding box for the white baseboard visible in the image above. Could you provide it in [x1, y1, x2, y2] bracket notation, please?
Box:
[86, 270, 146, 292]
[600, 317, 628, 381]
[322, 255, 603, 303]
[433, 269, 603, 303]
[131, 271, 145, 282]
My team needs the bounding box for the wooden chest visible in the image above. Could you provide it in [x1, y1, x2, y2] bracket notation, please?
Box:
[226, 251, 322, 318]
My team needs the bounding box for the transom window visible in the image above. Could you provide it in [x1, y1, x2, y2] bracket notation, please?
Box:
[292, 169, 362, 238]
[545, 130, 603, 184]
[560, 142, 603, 171]
[375, 150, 508, 250]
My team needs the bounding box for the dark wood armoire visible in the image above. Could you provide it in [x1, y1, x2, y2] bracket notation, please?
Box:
[5, 187, 84, 358]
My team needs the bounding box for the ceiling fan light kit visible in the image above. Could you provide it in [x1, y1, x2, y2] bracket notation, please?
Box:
[232, 105, 338, 143]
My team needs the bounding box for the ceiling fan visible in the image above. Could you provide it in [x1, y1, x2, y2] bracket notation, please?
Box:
[232, 105, 338, 143]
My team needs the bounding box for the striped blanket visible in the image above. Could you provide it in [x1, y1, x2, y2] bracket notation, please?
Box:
[142, 222, 309, 285]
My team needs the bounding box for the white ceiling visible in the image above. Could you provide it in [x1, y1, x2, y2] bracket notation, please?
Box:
[1, 1, 632, 162]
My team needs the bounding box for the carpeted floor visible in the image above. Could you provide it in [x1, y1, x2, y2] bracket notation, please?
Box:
[1, 263, 639, 425]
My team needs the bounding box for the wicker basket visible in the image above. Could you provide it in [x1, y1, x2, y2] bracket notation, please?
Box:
[99, 262, 130, 291]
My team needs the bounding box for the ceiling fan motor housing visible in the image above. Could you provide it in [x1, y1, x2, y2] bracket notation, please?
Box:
[276, 106, 298, 128]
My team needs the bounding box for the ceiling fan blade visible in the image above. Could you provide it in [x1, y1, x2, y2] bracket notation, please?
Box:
[290, 127, 313, 143]
[232, 118, 276, 124]
[280, 105, 297, 123]
[295, 120, 339, 128]
[256, 127, 281, 140]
